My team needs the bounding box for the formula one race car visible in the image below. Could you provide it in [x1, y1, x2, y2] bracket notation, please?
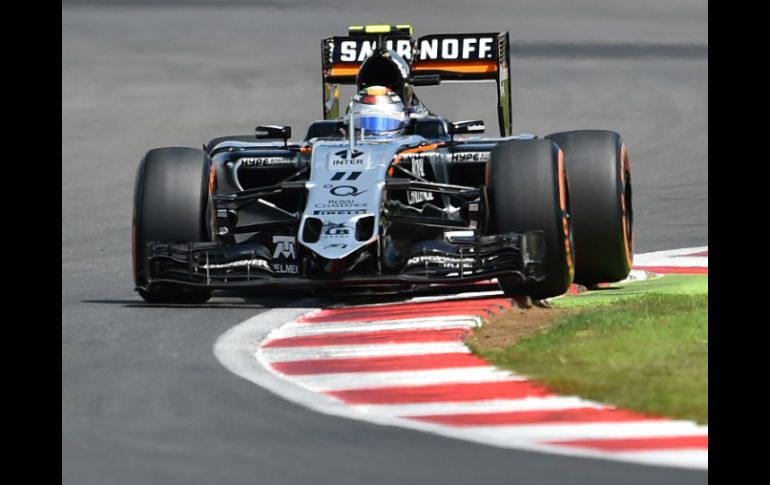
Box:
[132, 24, 634, 303]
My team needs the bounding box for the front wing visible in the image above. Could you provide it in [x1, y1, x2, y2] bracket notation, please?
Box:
[138, 230, 545, 292]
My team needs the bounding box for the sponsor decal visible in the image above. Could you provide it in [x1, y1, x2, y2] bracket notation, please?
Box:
[239, 157, 293, 167]
[331, 159, 365, 167]
[451, 152, 490, 163]
[331, 149, 365, 167]
[335, 149, 364, 158]
[406, 255, 477, 269]
[313, 209, 368, 215]
[339, 39, 413, 62]
[325, 184, 368, 197]
[273, 263, 299, 275]
[418, 35, 494, 60]
[324, 222, 351, 236]
[407, 157, 434, 204]
[411, 158, 427, 178]
[314, 200, 367, 209]
[333, 35, 495, 62]
[407, 191, 434, 204]
[200, 258, 270, 271]
[398, 152, 441, 162]
[272, 235, 296, 259]
[324, 243, 349, 250]
[271, 235, 297, 274]
[331, 171, 362, 181]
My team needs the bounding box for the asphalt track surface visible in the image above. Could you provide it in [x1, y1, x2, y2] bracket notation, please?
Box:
[62, 1, 708, 484]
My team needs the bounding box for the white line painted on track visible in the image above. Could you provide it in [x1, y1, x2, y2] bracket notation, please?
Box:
[285, 367, 526, 392]
[258, 342, 471, 362]
[268, 316, 481, 338]
[633, 246, 708, 267]
[456, 421, 707, 442]
[355, 397, 606, 416]
[635, 257, 708, 267]
[634, 246, 707, 258]
[608, 450, 708, 469]
[407, 289, 504, 303]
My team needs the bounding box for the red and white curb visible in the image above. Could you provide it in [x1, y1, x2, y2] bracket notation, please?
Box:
[214, 247, 708, 470]
[632, 246, 708, 275]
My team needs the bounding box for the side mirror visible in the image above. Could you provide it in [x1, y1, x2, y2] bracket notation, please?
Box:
[255, 125, 291, 141]
[409, 74, 441, 86]
[449, 120, 485, 135]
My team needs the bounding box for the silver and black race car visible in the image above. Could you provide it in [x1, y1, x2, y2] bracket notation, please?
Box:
[132, 24, 634, 303]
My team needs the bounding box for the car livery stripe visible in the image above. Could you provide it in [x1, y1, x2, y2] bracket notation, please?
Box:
[329, 64, 361, 77]
[413, 60, 499, 73]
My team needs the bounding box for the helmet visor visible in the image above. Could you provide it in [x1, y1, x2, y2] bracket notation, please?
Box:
[356, 115, 404, 132]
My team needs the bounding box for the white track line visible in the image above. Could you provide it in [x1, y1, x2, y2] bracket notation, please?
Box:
[407, 289, 504, 303]
[355, 397, 606, 417]
[634, 246, 708, 258]
[258, 341, 470, 362]
[455, 421, 708, 442]
[635, 257, 708, 267]
[633, 246, 708, 267]
[284, 367, 525, 392]
[608, 450, 708, 469]
[268, 316, 481, 338]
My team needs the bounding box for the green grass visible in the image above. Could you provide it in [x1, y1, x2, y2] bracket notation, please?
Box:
[554, 274, 708, 308]
[470, 275, 709, 424]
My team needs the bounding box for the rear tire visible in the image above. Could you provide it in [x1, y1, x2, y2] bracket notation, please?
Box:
[487, 139, 574, 300]
[132, 147, 214, 303]
[545, 130, 633, 284]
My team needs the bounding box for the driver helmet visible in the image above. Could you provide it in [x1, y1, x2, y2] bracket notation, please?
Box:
[349, 86, 408, 137]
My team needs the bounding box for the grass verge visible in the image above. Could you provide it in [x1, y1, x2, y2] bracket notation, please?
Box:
[468, 274, 708, 424]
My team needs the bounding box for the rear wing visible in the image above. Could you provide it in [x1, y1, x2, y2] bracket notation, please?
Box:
[320, 25, 512, 136]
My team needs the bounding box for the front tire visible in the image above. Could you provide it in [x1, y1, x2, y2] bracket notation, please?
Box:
[132, 147, 214, 303]
[487, 139, 574, 300]
[545, 130, 633, 285]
